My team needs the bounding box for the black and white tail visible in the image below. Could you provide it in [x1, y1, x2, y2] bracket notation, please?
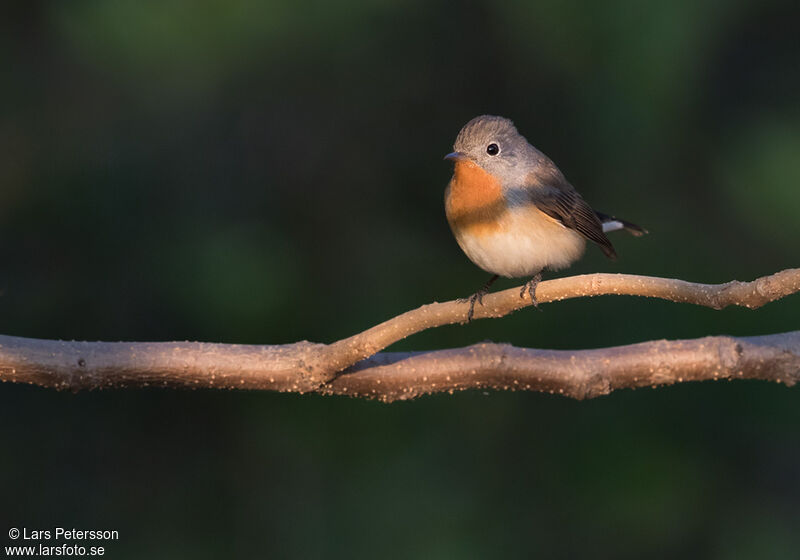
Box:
[596, 212, 648, 237]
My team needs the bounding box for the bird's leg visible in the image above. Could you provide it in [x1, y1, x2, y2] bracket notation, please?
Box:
[520, 271, 543, 307]
[458, 274, 499, 322]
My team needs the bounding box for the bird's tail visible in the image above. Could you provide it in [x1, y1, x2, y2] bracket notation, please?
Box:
[596, 212, 648, 237]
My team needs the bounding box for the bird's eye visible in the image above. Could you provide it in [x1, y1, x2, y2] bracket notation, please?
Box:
[486, 143, 499, 156]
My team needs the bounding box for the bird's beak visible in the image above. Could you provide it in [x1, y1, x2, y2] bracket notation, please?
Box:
[444, 151, 467, 162]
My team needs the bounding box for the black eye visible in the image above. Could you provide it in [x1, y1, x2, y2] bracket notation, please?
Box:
[486, 143, 499, 156]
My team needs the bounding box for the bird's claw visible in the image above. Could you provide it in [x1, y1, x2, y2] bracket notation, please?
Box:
[459, 274, 499, 322]
[459, 291, 484, 322]
[520, 272, 542, 308]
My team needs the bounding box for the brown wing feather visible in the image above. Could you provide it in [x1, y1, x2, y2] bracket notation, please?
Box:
[525, 164, 617, 260]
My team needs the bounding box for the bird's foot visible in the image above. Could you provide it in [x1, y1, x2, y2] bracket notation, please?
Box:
[458, 274, 499, 322]
[459, 291, 484, 323]
[520, 272, 543, 308]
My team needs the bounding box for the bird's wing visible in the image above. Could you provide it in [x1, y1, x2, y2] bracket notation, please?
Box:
[525, 166, 617, 260]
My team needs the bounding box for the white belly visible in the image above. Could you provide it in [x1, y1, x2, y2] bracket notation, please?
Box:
[452, 206, 586, 278]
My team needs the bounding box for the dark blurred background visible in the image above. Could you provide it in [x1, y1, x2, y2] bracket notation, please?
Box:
[1, 0, 799, 557]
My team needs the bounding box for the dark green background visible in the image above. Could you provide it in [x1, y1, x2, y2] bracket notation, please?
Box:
[2, 1, 799, 558]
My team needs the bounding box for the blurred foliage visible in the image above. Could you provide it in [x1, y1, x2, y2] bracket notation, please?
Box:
[1, 0, 799, 558]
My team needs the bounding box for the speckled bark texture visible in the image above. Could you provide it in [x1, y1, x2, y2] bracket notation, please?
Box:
[325, 332, 800, 402]
[1, 269, 798, 401]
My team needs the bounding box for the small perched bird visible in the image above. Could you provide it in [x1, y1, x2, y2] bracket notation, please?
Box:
[444, 115, 646, 321]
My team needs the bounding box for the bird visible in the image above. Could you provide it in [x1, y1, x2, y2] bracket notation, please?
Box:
[444, 115, 646, 321]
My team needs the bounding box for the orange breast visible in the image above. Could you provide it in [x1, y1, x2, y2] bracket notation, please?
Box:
[445, 160, 507, 236]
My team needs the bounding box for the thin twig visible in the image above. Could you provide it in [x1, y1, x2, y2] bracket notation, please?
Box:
[324, 268, 800, 377]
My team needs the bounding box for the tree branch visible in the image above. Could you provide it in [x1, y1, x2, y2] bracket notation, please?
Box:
[1, 269, 798, 399]
[324, 332, 800, 401]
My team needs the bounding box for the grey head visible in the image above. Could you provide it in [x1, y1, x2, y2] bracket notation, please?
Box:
[445, 115, 546, 188]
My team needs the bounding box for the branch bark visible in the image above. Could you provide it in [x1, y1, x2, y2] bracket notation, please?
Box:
[1, 269, 798, 400]
[324, 332, 800, 401]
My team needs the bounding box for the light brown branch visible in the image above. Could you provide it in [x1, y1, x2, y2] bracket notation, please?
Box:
[324, 268, 800, 375]
[324, 332, 800, 401]
[0, 269, 798, 398]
